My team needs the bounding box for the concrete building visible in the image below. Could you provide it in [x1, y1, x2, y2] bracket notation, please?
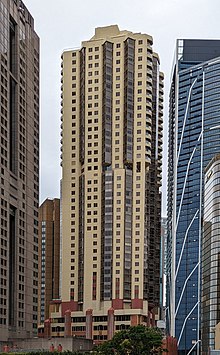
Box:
[0, 0, 39, 342]
[38, 198, 60, 325]
[47, 25, 163, 342]
[202, 154, 220, 353]
[166, 39, 220, 354]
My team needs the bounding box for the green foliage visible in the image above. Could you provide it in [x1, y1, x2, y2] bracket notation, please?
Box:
[94, 325, 164, 355]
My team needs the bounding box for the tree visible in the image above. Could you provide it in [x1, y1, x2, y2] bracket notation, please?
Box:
[94, 325, 164, 355]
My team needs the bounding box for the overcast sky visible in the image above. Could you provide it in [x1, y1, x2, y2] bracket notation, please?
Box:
[24, 0, 220, 216]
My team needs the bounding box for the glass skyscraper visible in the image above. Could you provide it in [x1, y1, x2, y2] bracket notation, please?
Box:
[167, 39, 220, 354]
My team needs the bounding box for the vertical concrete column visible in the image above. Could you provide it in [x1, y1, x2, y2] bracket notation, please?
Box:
[86, 309, 93, 339]
[151, 309, 155, 327]
[64, 310, 72, 337]
[44, 319, 51, 338]
[107, 308, 115, 340]
[131, 314, 138, 326]
[147, 311, 151, 327]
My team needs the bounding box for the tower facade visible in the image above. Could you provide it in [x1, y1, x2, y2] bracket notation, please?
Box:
[167, 39, 220, 353]
[202, 154, 220, 353]
[38, 198, 60, 325]
[0, 0, 39, 341]
[57, 25, 163, 341]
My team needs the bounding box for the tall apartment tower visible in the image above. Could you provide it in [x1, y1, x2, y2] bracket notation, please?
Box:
[38, 198, 60, 325]
[57, 25, 163, 341]
[167, 40, 220, 354]
[0, 0, 39, 342]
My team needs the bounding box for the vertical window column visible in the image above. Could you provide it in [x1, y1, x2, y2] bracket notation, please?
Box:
[78, 175, 85, 303]
[101, 171, 113, 300]
[79, 48, 86, 165]
[124, 170, 132, 299]
[9, 206, 16, 326]
[102, 41, 113, 166]
[124, 38, 135, 165]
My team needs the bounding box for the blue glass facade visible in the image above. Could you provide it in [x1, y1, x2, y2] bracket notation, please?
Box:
[167, 40, 220, 353]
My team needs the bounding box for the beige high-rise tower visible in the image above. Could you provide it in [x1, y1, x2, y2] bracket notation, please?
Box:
[49, 25, 163, 342]
[0, 0, 39, 342]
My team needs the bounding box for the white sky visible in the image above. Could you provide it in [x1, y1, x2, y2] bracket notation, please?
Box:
[24, 0, 220, 216]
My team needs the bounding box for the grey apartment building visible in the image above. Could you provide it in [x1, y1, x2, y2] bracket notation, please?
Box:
[0, 0, 39, 341]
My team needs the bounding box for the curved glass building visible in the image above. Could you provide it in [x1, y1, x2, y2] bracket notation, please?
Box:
[202, 154, 220, 353]
[167, 39, 220, 354]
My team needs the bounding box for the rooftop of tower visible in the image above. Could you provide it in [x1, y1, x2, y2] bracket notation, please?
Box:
[89, 24, 153, 43]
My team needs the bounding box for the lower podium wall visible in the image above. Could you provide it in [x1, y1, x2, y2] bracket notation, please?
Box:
[2, 337, 93, 352]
